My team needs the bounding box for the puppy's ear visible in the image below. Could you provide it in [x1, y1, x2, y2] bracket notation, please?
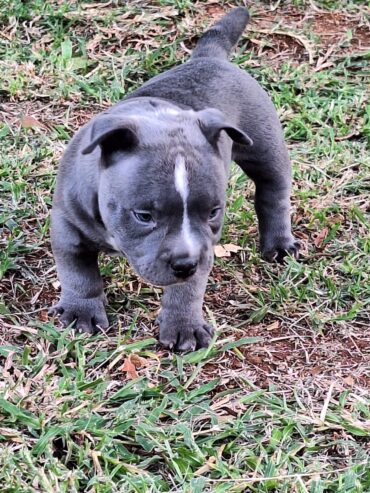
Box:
[197, 108, 253, 147]
[82, 116, 138, 155]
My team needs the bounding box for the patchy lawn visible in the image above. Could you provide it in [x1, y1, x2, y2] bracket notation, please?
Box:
[0, 0, 369, 491]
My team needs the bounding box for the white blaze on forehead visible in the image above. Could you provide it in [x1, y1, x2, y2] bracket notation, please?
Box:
[174, 155, 196, 254]
[149, 107, 180, 119]
[156, 107, 179, 116]
[174, 154, 188, 199]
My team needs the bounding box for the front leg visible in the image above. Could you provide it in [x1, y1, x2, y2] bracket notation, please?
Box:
[50, 212, 108, 333]
[234, 144, 300, 262]
[158, 267, 214, 352]
[254, 180, 300, 262]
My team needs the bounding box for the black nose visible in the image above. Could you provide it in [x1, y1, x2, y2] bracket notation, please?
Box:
[171, 258, 198, 278]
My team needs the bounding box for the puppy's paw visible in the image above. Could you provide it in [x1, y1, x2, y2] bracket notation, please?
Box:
[262, 236, 300, 263]
[49, 294, 108, 334]
[159, 314, 214, 352]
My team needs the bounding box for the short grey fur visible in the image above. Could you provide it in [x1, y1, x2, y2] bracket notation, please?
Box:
[50, 8, 299, 351]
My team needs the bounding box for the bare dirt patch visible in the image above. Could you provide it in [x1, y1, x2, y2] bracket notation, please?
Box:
[313, 11, 370, 52]
[244, 5, 370, 67]
[201, 263, 370, 397]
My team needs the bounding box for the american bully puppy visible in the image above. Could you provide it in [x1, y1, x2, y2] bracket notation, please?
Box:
[50, 7, 300, 351]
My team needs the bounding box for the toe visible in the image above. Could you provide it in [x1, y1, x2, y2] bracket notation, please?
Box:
[48, 304, 64, 316]
[159, 335, 176, 350]
[202, 323, 214, 337]
[93, 312, 109, 330]
[76, 317, 96, 334]
[263, 238, 301, 263]
[262, 249, 278, 262]
[60, 311, 76, 328]
[291, 241, 301, 258]
[195, 325, 213, 349]
[176, 333, 196, 353]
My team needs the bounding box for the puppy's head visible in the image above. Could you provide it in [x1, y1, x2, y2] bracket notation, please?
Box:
[82, 105, 252, 286]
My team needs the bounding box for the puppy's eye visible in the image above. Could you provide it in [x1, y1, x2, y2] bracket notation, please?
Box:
[133, 211, 153, 224]
[209, 207, 221, 221]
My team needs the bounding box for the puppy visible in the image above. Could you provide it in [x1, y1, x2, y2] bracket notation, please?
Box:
[50, 8, 299, 351]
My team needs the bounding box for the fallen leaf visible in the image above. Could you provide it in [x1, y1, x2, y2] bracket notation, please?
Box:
[129, 354, 148, 368]
[86, 34, 103, 52]
[295, 231, 309, 240]
[121, 357, 139, 380]
[214, 245, 229, 257]
[194, 456, 216, 476]
[38, 310, 49, 322]
[214, 243, 242, 258]
[343, 375, 354, 387]
[266, 321, 280, 331]
[314, 227, 329, 248]
[4, 352, 14, 377]
[246, 354, 262, 365]
[20, 115, 47, 130]
[224, 243, 242, 253]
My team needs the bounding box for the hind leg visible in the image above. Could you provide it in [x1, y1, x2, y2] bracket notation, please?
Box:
[233, 143, 300, 262]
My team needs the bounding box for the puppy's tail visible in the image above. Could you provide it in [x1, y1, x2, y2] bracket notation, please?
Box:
[191, 7, 250, 60]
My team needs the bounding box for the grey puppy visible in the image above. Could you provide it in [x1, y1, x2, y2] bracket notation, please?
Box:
[50, 8, 299, 351]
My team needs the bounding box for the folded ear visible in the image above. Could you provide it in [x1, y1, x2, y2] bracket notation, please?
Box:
[82, 116, 138, 155]
[197, 108, 253, 147]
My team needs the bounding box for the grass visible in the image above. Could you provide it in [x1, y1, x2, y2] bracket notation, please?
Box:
[0, 0, 369, 491]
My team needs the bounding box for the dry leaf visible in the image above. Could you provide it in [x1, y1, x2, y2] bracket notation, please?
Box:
[214, 243, 242, 258]
[82, 0, 112, 9]
[194, 456, 216, 476]
[343, 375, 354, 387]
[314, 227, 329, 248]
[121, 357, 139, 380]
[4, 352, 14, 377]
[214, 245, 228, 257]
[246, 354, 262, 365]
[38, 310, 49, 322]
[224, 243, 242, 253]
[266, 321, 280, 331]
[129, 354, 148, 368]
[20, 115, 47, 130]
[214, 245, 229, 257]
[86, 34, 103, 52]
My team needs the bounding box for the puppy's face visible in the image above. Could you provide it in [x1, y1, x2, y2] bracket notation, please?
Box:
[99, 144, 226, 286]
[83, 105, 252, 286]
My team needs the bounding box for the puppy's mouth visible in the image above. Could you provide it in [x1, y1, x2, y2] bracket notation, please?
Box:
[136, 270, 190, 288]
[140, 263, 201, 287]
[111, 243, 201, 286]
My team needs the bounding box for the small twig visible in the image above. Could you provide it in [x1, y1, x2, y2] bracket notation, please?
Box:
[270, 0, 282, 12]
[0, 321, 38, 335]
[269, 335, 311, 342]
[314, 50, 370, 73]
[297, 475, 309, 493]
[299, 339, 310, 364]
[249, 28, 315, 64]
[320, 381, 335, 422]
[309, 0, 328, 13]
[334, 131, 361, 142]
[82, 0, 113, 9]
[3, 306, 47, 316]
[315, 43, 337, 71]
